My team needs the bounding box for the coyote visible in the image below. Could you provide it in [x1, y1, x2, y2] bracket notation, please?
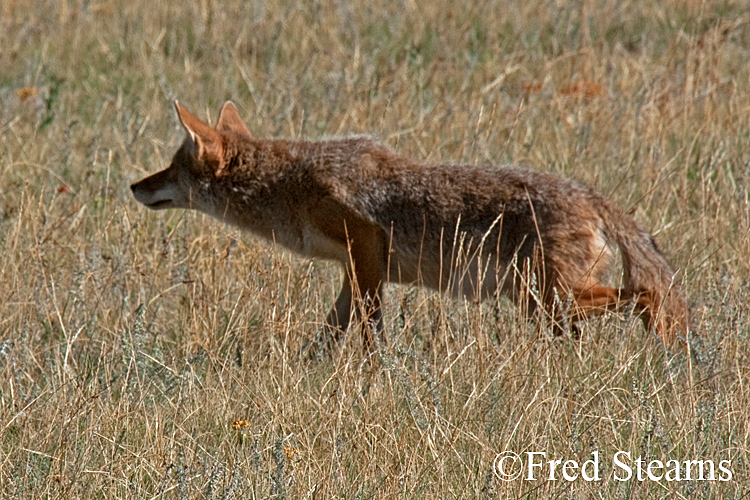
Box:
[131, 101, 689, 350]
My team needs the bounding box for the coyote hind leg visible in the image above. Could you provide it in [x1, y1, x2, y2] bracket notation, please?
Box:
[565, 286, 673, 344]
[569, 286, 624, 320]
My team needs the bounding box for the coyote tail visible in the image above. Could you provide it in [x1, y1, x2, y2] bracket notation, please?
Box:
[601, 202, 689, 345]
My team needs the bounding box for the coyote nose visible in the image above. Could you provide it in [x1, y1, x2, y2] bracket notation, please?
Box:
[130, 184, 136, 193]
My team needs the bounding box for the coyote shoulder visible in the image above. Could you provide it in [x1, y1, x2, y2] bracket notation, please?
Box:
[131, 101, 689, 349]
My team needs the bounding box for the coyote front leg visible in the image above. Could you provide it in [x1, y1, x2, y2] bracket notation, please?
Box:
[311, 223, 386, 354]
[323, 273, 354, 340]
[346, 224, 386, 351]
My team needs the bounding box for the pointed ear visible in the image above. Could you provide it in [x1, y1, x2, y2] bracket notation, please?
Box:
[174, 100, 223, 162]
[216, 101, 252, 137]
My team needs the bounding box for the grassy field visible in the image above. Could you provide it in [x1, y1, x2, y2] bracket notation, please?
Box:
[1, 0, 749, 497]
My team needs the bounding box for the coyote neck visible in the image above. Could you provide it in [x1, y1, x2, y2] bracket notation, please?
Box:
[208, 138, 374, 259]
[207, 140, 305, 232]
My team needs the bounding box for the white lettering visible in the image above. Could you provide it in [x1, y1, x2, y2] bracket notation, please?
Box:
[665, 459, 681, 481]
[684, 460, 713, 481]
[547, 459, 562, 480]
[718, 460, 732, 481]
[526, 452, 545, 480]
[635, 456, 646, 481]
[646, 460, 663, 481]
[562, 460, 579, 481]
[581, 452, 600, 481]
[613, 451, 632, 481]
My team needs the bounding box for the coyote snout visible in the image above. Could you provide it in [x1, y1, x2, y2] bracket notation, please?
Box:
[131, 100, 689, 352]
[131, 167, 179, 209]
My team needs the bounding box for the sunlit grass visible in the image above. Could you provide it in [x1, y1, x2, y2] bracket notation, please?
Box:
[0, 0, 748, 497]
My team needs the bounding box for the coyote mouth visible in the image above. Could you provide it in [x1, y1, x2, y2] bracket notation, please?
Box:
[146, 199, 173, 209]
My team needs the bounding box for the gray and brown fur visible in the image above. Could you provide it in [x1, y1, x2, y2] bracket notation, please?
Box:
[131, 101, 689, 350]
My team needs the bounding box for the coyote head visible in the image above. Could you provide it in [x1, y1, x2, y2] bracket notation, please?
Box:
[130, 101, 252, 213]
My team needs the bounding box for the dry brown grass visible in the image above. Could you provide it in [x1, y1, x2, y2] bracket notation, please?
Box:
[1, 0, 749, 497]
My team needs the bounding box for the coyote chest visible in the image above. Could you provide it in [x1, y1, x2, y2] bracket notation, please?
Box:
[268, 218, 350, 263]
[217, 183, 350, 262]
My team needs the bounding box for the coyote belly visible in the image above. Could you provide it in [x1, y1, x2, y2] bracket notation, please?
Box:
[131, 101, 689, 351]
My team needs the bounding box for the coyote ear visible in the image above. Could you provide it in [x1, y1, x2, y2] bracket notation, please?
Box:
[174, 101, 223, 164]
[216, 101, 252, 137]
